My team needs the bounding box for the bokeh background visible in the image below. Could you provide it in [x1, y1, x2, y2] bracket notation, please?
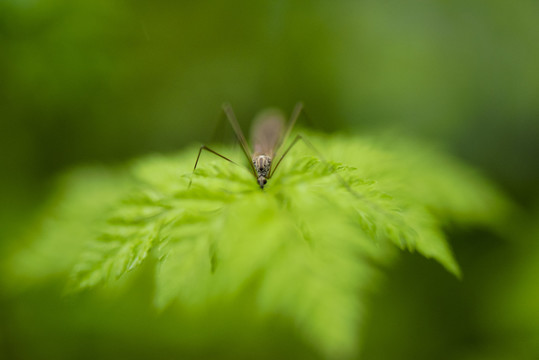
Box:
[1, 0, 538, 359]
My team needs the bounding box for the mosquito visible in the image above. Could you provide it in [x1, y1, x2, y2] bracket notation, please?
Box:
[191, 102, 309, 189]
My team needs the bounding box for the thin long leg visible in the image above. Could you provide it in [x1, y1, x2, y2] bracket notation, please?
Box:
[189, 145, 239, 188]
[222, 103, 257, 177]
[270, 102, 304, 176]
[274, 102, 304, 154]
[270, 134, 313, 177]
[209, 107, 229, 143]
[269, 134, 360, 198]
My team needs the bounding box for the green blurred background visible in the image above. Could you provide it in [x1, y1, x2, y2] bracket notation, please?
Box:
[1, 0, 538, 359]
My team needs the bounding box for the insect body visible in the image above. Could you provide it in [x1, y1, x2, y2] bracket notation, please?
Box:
[192, 103, 303, 189]
[253, 155, 271, 188]
[251, 109, 285, 188]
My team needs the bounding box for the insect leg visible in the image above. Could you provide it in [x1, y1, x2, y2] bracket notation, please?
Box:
[274, 102, 304, 153]
[222, 103, 257, 177]
[271, 102, 316, 176]
[270, 134, 314, 177]
[269, 134, 360, 197]
[189, 145, 239, 188]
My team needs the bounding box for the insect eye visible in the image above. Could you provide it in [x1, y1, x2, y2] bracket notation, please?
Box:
[263, 179, 267, 185]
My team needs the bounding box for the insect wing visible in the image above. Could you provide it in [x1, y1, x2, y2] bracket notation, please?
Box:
[251, 109, 285, 159]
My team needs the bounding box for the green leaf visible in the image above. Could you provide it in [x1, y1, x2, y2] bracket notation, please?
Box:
[6, 133, 510, 358]
[2, 167, 131, 290]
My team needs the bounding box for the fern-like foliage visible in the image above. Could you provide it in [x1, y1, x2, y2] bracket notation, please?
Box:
[5, 132, 510, 358]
